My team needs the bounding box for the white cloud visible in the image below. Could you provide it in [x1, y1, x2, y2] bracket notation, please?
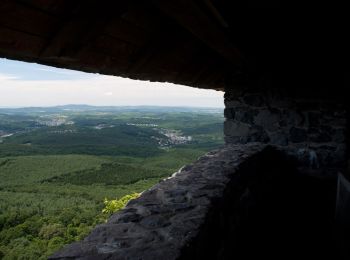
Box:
[0, 73, 18, 81]
[0, 72, 224, 108]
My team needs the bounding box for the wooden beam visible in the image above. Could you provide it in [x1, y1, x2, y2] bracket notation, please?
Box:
[39, 1, 129, 59]
[203, 0, 229, 28]
[150, 0, 244, 67]
[0, 26, 45, 57]
[0, 1, 56, 37]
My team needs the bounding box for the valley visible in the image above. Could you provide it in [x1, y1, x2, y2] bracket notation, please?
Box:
[0, 105, 224, 259]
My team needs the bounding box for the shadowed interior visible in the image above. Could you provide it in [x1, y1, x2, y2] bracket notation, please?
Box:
[180, 147, 338, 259]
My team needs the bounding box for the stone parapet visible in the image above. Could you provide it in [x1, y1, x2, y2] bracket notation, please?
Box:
[50, 144, 265, 260]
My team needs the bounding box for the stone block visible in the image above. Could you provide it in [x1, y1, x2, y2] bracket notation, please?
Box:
[308, 112, 321, 127]
[289, 127, 307, 143]
[333, 128, 346, 143]
[285, 110, 304, 127]
[235, 109, 257, 124]
[308, 127, 332, 143]
[269, 131, 288, 146]
[224, 100, 243, 108]
[224, 108, 235, 119]
[254, 109, 281, 131]
[242, 94, 265, 107]
[224, 121, 251, 137]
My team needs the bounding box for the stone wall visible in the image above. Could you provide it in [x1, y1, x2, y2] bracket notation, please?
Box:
[49, 144, 266, 260]
[49, 87, 348, 259]
[50, 144, 342, 259]
[224, 88, 347, 176]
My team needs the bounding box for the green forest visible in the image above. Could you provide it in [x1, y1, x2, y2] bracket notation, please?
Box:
[0, 106, 224, 259]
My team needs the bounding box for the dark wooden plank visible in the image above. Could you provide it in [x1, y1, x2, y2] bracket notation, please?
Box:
[91, 34, 136, 59]
[104, 19, 149, 46]
[18, 0, 73, 15]
[0, 26, 45, 57]
[151, 0, 244, 66]
[0, 1, 58, 37]
[39, 1, 129, 58]
[121, 4, 162, 31]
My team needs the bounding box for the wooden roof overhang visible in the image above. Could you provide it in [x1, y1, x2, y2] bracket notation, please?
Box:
[0, 1, 345, 97]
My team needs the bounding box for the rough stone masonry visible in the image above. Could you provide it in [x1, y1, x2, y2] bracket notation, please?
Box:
[224, 87, 347, 176]
[49, 86, 348, 259]
[49, 144, 266, 260]
[49, 85, 348, 259]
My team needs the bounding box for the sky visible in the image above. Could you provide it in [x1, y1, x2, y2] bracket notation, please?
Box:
[0, 58, 224, 108]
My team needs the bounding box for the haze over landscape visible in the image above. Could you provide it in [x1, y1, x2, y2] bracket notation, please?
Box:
[0, 58, 224, 108]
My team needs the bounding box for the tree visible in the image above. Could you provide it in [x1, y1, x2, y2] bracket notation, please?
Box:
[102, 193, 140, 216]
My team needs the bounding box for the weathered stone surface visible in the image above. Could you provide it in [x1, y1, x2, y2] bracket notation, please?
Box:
[49, 144, 266, 260]
[224, 89, 347, 174]
[49, 141, 347, 259]
[224, 121, 251, 137]
[235, 109, 257, 124]
[254, 109, 280, 131]
[333, 128, 346, 143]
[269, 131, 288, 146]
[285, 110, 305, 127]
[289, 127, 307, 143]
[224, 100, 243, 108]
[224, 108, 235, 120]
[242, 94, 265, 107]
[248, 125, 270, 143]
[308, 127, 332, 143]
[308, 112, 320, 127]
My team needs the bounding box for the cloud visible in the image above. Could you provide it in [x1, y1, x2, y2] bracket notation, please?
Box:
[0, 73, 19, 81]
[0, 60, 224, 108]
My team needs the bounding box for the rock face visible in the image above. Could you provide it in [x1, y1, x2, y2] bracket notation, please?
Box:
[224, 88, 347, 176]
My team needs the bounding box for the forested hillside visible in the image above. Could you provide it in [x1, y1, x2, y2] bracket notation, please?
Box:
[0, 106, 224, 259]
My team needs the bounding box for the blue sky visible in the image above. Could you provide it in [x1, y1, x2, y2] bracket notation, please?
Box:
[0, 58, 223, 108]
[0, 59, 91, 80]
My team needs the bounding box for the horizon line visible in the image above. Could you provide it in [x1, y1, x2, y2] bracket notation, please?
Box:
[0, 104, 224, 109]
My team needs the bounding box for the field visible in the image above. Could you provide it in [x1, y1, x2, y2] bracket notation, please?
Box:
[0, 106, 224, 259]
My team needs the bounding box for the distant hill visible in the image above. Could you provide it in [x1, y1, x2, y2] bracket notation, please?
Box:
[0, 105, 223, 115]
